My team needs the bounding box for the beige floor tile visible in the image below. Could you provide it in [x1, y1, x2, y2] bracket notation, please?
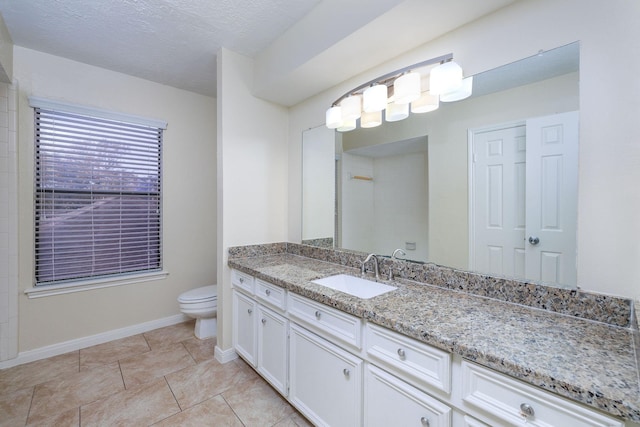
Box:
[27, 362, 123, 425]
[25, 407, 79, 427]
[273, 411, 313, 427]
[182, 336, 216, 364]
[166, 357, 248, 410]
[222, 374, 295, 427]
[80, 334, 150, 370]
[0, 386, 33, 427]
[152, 395, 243, 427]
[81, 378, 180, 426]
[119, 342, 195, 389]
[232, 356, 261, 380]
[143, 321, 195, 349]
[0, 351, 79, 394]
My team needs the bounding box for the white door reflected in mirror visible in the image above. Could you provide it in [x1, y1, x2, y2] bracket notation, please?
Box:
[470, 111, 578, 288]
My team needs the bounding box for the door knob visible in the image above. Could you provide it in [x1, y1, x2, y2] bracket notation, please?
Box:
[528, 236, 540, 245]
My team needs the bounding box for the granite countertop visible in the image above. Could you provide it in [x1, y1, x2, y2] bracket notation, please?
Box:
[228, 252, 640, 422]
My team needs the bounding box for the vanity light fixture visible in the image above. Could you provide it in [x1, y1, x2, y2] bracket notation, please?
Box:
[393, 71, 421, 104]
[440, 76, 473, 102]
[429, 59, 463, 95]
[360, 110, 383, 128]
[326, 53, 470, 132]
[363, 84, 387, 112]
[385, 101, 409, 122]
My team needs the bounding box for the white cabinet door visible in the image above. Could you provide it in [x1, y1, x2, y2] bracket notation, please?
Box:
[232, 290, 257, 366]
[364, 364, 451, 427]
[289, 323, 363, 427]
[257, 305, 288, 396]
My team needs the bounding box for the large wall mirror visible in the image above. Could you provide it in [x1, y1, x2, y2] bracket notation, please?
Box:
[302, 42, 580, 289]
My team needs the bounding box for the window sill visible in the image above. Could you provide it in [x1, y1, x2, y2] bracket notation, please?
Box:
[24, 271, 170, 299]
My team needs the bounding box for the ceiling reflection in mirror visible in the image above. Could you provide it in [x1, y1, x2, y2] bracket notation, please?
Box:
[302, 42, 580, 288]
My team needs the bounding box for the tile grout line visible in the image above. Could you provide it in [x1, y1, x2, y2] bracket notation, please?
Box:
[221, 393, 248, 427]
[23, 386, 36, 427]
[163, 375, 184, 412]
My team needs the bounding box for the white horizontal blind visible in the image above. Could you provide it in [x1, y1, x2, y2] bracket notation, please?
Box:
[34, 108, 163, 285]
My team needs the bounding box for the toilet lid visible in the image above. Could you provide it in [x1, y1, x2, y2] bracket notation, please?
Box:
[178, 285, 217, 303]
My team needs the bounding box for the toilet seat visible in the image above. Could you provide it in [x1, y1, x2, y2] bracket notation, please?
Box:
[178, 285, 217, 303]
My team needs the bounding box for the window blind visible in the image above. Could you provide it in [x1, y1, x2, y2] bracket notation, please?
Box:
[34, 107, 163, 285]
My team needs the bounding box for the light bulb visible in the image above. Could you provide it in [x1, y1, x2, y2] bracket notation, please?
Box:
[325, 106, 342, 129]
[394, 72, 421, 104]
[430, 61, 463, 95]
[363, 84, 387, 113]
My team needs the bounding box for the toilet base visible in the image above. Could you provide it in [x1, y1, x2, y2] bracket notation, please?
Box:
[194, 316, 217, 339]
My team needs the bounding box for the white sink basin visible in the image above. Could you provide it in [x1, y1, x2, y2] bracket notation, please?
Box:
[311, 274, 397, 299]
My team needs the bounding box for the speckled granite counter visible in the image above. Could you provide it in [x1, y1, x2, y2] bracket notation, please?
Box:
[228, 246, 640, 422]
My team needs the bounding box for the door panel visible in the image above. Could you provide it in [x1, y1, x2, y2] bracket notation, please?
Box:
[525, 111, 578, 287]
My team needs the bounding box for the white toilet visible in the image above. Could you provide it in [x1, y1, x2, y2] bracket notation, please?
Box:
[178, 285, 217, 339]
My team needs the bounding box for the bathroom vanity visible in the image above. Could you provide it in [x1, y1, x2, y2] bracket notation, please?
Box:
[228, 243, 640, 427]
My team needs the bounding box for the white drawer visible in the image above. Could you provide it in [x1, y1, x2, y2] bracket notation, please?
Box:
[287, 293, 362, 350]
[461, 361, 624, 427]
[256, 279, 286, 311]
[231, 269, 254, 294]
[366, 323, 451, 393]
[364, 364, 452, 427]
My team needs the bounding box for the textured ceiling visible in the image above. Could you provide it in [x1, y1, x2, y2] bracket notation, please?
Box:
[0, 0, 321, 97]
[0, 0, 519, 103]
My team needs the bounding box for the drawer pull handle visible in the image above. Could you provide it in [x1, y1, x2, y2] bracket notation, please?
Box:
[239, 277, 244, 283]
[315, 310, 322, 319]
[420, 416, 429, 426]
[397, 348, 406, 358]
[247, 308, 252, 315]
[520, 403, 535, 419]
[261, 318, 267, 324]
[343, 368, 350, 377]
[265, 289, 271, 296]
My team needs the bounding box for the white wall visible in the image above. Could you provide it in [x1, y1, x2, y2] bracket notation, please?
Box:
[288, 0, 640, 300]
[373, 152, 428, 261]
[341, 153, 375, 252]
[216, 48, 289, 352]
[14, 47, 217, 351]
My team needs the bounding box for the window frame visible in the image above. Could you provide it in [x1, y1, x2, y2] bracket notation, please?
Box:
[26, 97, 168, 298]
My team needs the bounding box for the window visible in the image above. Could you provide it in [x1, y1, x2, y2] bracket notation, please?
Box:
[32, 100, 165, 286]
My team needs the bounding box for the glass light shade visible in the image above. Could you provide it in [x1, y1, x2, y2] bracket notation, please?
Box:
[411, 92, 439, 113]
[440, 76, 473, 102]
[429, 61, 463, 95]
[325, 106, 342, 129]
[340, 95, 362, 121]
[360, 110, 382, 128]
[385, 102, 409, 122]
[337, 119, 356, 132]
[393, 72, 421, 104]
[363, 84, 387, 112]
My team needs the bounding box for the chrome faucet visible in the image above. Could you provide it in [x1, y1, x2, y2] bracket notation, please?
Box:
[361, 253, 380, 280]
[388, 248, 406, 280]
[391, 248, 406, 259]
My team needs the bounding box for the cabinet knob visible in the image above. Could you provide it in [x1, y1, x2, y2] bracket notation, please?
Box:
[239, 277, 244, 283]
[265, 289, 271, 296]
[343, 368, 350, 377]
[397, 348, 406, 359]
[315, 310, 322, 319]
[247, 308, 252, 315]
[520, 402, 535, 419]
[420, 416, 430, 426]
[261, 318, 267, 324]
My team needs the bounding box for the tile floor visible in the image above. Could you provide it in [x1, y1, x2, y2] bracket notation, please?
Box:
[0, 321, 312, 426]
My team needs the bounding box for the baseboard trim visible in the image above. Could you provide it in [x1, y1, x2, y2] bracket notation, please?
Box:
[214, 345, 238, 364]
[0, 313, 189, 370]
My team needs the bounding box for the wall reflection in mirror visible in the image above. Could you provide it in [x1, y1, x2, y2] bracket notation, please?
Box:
[302, 42, 580, 289]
